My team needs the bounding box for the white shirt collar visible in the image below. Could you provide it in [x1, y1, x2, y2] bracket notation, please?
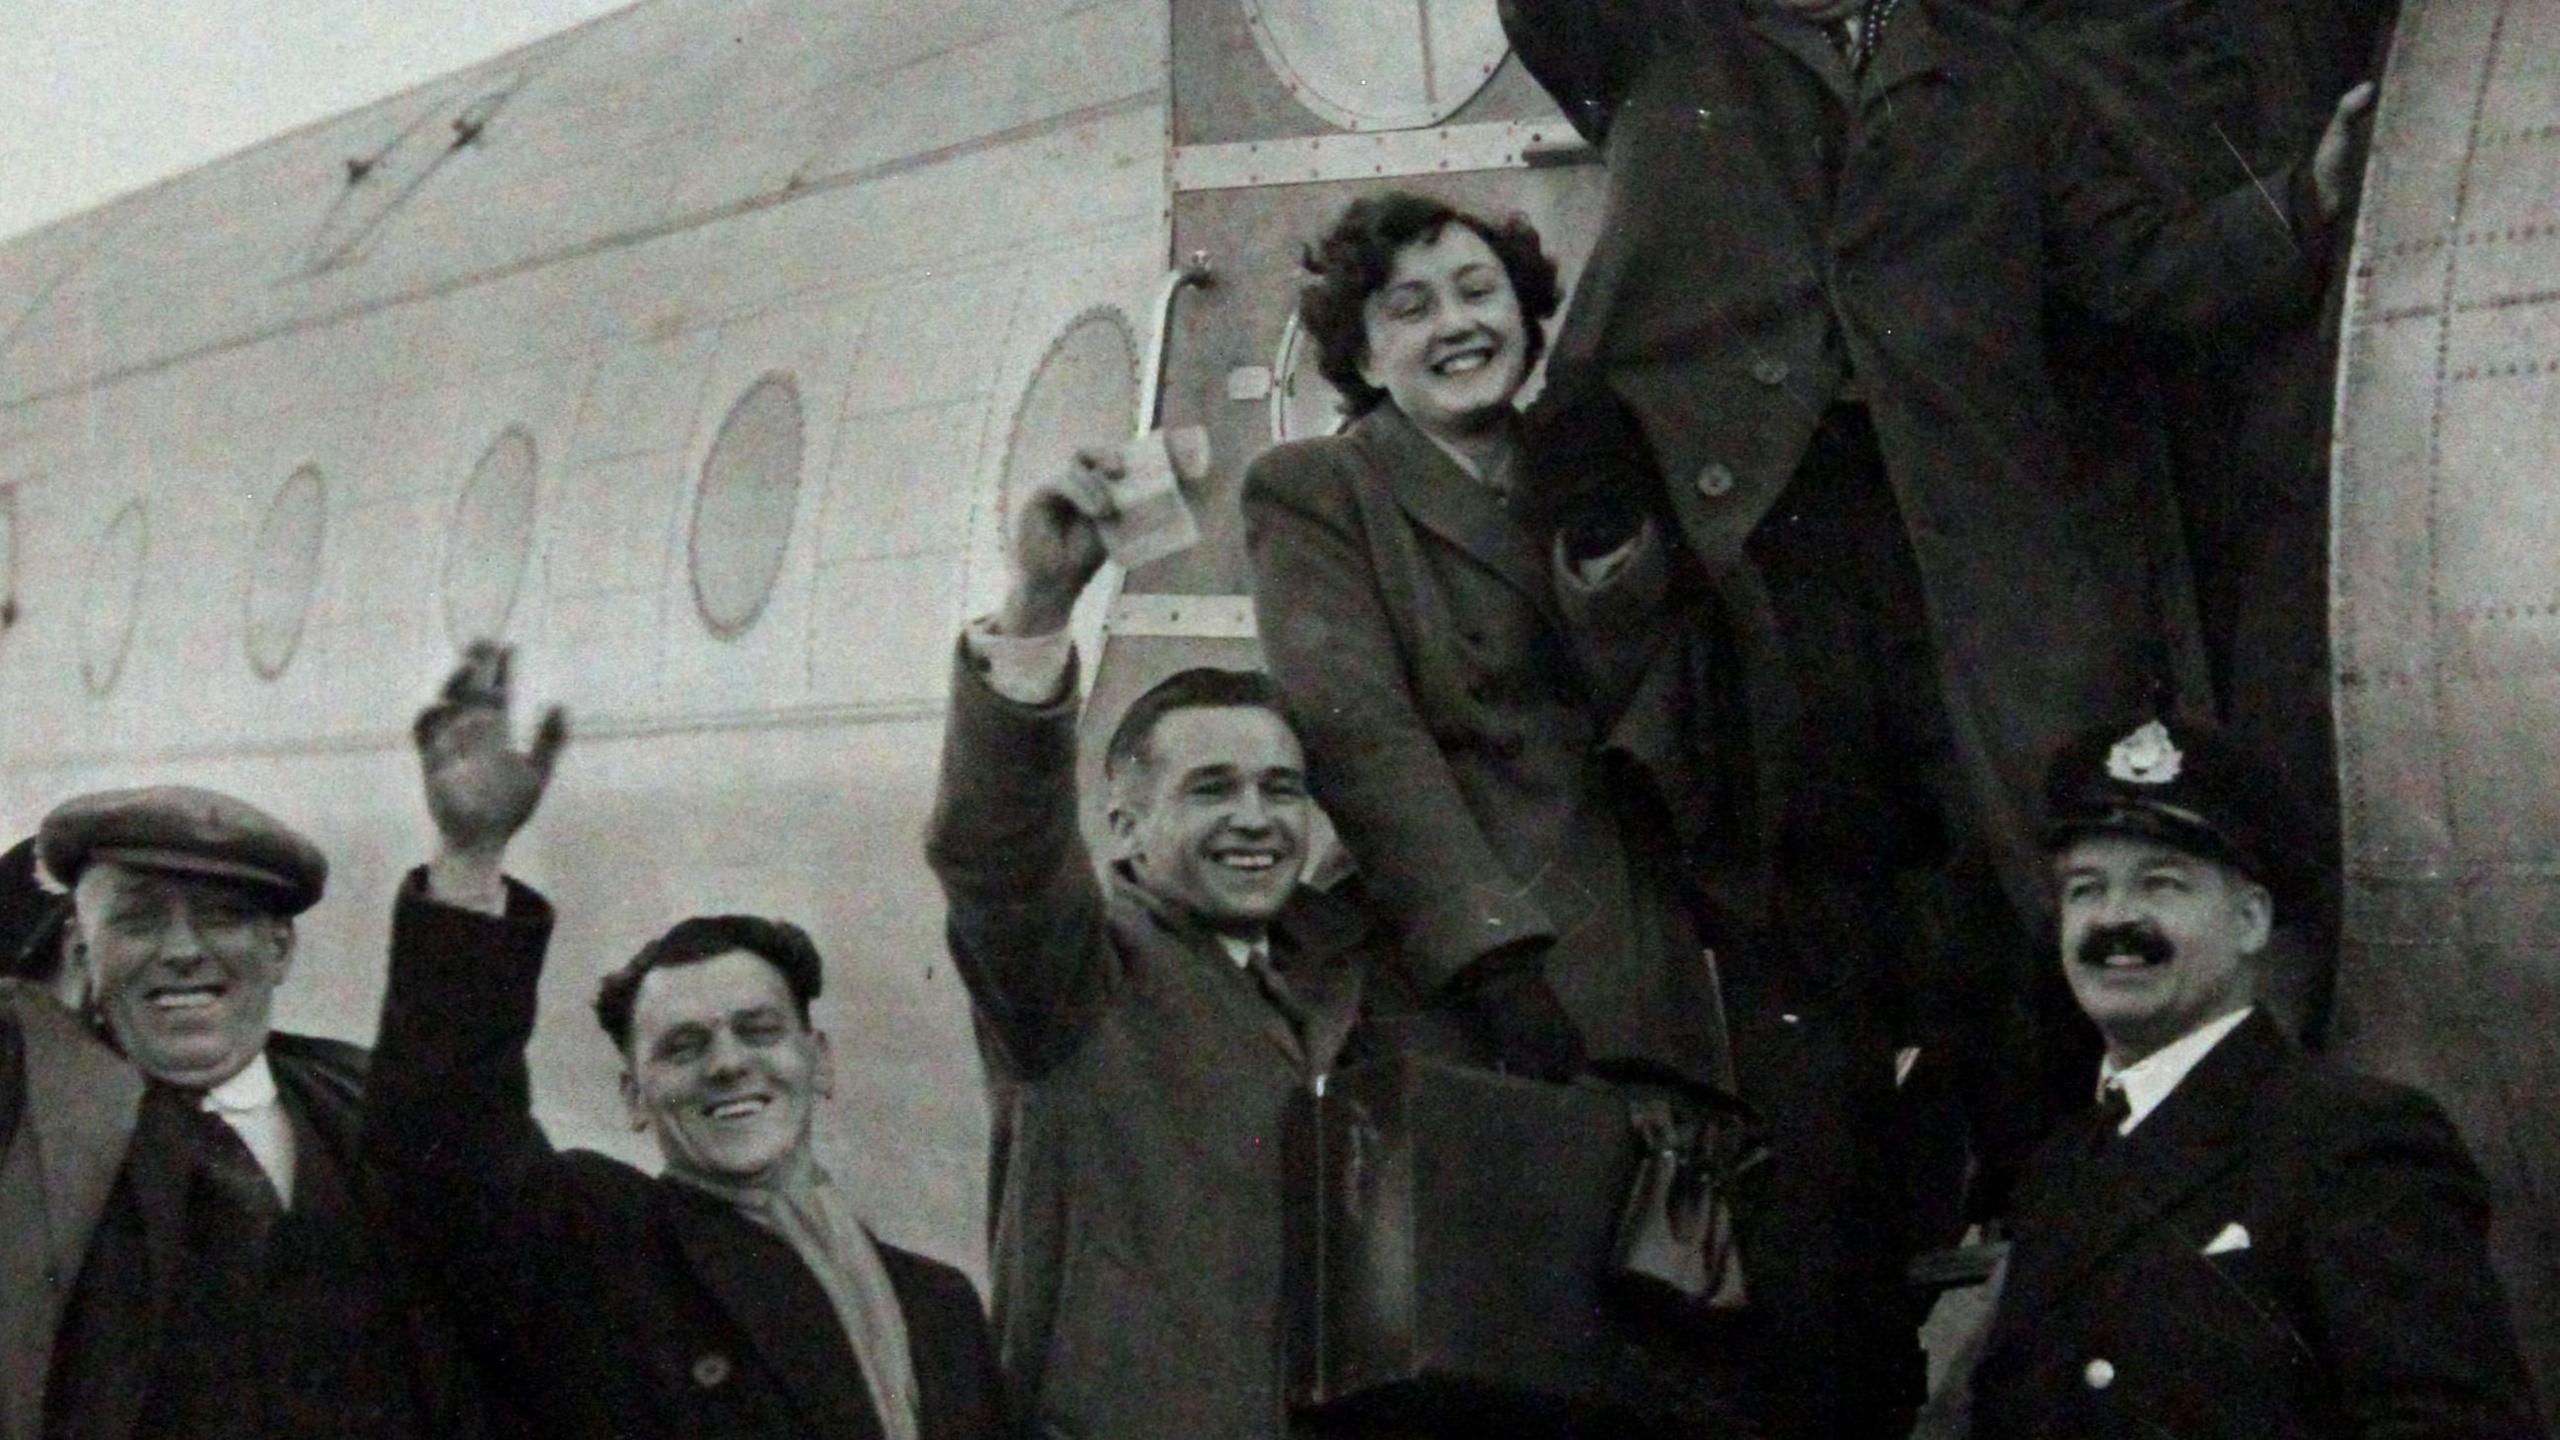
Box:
[2099, 1007, 2253, 1133]
[1214, 933, 1267, 970]
[200, 1050, 279, 1115]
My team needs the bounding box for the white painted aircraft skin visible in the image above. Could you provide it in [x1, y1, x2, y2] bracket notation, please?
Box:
[0, 0, 1172, 1274]
[2331, 0, 2560, 1401]
[1, 0, 2553, 1421]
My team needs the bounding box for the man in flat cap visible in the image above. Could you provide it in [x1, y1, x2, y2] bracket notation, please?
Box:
[0, 786, 484, 1440]
[365, 643, 1005, 1440]
[1968, 715, 2542, 1438]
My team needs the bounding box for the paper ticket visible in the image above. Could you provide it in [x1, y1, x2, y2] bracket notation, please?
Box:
[1098, 424, 1208, 571]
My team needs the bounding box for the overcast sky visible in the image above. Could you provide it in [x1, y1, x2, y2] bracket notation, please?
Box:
[0, 1, 633, 242]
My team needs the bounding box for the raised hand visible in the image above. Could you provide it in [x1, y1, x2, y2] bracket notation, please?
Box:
[414, 640, 568, 860]
[997, 447, 1119, 638]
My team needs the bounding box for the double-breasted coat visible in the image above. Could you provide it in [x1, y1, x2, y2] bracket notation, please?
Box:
[1243, 403, 1730, 1083]
[1500, 0, 2335, 908]
[1973, 1011, 2544, 1439]
[924, 648, 1378, 1440]
[365, 882, 1007, 1440]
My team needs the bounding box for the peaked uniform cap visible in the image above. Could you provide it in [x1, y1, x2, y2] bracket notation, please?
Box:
[38, 785, 327, 915]
[2040, 714, 2301, 903]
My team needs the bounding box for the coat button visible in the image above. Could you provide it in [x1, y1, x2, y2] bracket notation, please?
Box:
[1750, 356, 1790, 387]
[693, 1352, 734, 1389]
[2083, 1357, 2115, 1390]
[1694, 462, 1737, 498]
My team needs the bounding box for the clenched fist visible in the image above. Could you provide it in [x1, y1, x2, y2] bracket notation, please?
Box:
[998, 447, 1120, 638]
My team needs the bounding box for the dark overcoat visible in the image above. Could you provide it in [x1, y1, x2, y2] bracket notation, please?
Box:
[0, 981, 487, 1440]
[1973, 1011, 2544, 1439]
[365, 883, 1006, 1440]
[1501, 0, 2332, 906]
[924, 647, 1376, 1440]
[1242, 403, 1729, 1084]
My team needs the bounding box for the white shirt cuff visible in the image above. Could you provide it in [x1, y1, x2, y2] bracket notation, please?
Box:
[964, 617, 1075, 706]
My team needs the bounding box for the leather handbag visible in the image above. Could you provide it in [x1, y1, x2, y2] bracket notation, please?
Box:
[1282, 1054, 1755, 1436]
[1604, 1062, 1766, 1317]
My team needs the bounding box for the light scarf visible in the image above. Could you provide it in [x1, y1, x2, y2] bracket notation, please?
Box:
[674, 1154, 920, 1440]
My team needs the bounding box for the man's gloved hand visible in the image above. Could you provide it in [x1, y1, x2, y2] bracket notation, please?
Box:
[1459, 944, 1587, 1083]
[1512, 376, 1661, 558]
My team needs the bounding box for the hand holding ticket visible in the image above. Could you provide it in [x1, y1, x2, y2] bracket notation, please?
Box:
[1094, 424, 1208, 571]
[1000, 425, 1209, 636]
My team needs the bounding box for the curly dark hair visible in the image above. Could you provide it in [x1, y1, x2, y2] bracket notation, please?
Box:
[1296, 191, 1563, 421]
[594, 914, 825, 1054]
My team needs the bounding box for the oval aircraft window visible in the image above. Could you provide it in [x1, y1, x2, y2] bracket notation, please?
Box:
[1242, 0, 1511, 132]
[444, 426, 540, 645]
[690, 372, 806, 639]
[82, 501, 149, 697]
[245, 465, 328, 680]
[997, 308, 1139, 660]
[1269, 313, 1349, 443]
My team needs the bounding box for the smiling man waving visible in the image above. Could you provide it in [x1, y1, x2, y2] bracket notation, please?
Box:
[926, 448, 1390, 1440]
[365, 644, 1004, 1440]
[1, 786, 484, 1440]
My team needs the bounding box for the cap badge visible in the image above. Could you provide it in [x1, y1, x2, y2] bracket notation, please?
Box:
[2106, 721, 2183, 785]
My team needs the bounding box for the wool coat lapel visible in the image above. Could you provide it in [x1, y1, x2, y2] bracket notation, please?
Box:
[1993, 1013, 2285, 1340]
[1860, 0, 1964, 109]
[1113, 878, 1305, 1071]
[1270, 890, 1370, 1076]
[1743, 6, 1853, 105]
[1110, 871, 1366, 1076]
[661, 1180, 886, 1440]
[1362, 407, 1563, 633]
[20, 993, 144, 1306]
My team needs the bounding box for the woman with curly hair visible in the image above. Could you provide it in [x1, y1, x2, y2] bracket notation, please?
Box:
[1241, 191, 1729, 1089]
[1244, 190, 1932, 1440]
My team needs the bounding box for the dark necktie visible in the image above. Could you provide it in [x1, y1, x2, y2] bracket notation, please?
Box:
[160, 1088, 285, 1252]
[2083, 1084, 2133, 1159]
[1245, 940, 1313, 1038]
[128, 1087, 287, 1440]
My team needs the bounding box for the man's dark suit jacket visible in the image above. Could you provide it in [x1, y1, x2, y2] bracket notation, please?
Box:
[0, 981, 487, 1440]
[365, 880, 1005, 1440]
[925, 646, 1378, 1440]
[1501, 0, 2333, 910]
[1973, 1010, 2543, 1439]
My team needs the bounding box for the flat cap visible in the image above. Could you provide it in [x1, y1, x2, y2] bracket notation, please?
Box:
[2041, 714, 2301, 904]
[39, 786, 327, 915]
